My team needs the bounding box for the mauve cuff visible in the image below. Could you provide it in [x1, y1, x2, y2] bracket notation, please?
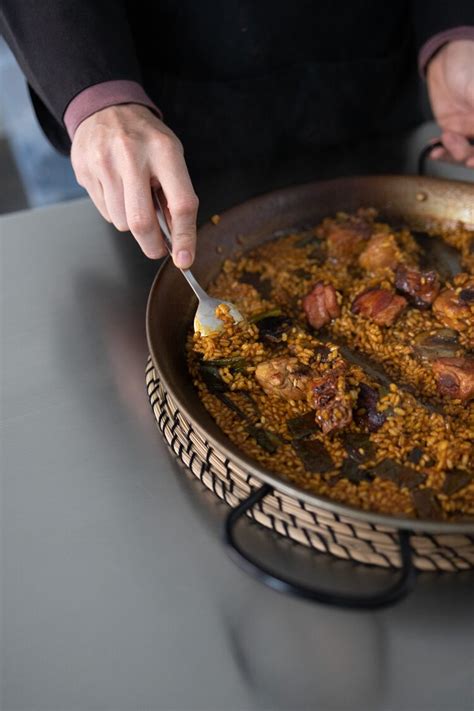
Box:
[418, 26, 474, 76]
[63, 80, 163, 139]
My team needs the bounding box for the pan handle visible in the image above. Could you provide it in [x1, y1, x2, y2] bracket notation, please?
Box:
[224, 484, 417, 610]
[418, 137, 474, 175]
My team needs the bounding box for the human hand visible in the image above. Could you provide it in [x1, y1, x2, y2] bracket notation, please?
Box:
[71, 104, 198, 265]
[426, 39, 474, 167]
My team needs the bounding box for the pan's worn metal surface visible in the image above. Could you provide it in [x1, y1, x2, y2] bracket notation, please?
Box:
[147, 175, 474, 535]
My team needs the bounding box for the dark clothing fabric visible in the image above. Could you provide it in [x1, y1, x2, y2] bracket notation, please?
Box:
[2, 1, 474, 185]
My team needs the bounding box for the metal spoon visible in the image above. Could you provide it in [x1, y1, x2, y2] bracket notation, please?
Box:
[152, 189, 243, 335]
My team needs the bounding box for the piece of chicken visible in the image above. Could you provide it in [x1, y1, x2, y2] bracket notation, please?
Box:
[431, 356, 474, 402]
[325, 219, 372, 265]
[303, 281, 341, 329]
[395, 264, 440, 309]
[351, 288, 407, 326]
[433, 288, 471, 331]
[358, 233, 400, 273]
[255, 357, 311, 400]
[307, 362, 353, 433]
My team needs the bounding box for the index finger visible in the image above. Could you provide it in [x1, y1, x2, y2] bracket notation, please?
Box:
[152, 144, 199, 269]
[122, 169, 167, 259]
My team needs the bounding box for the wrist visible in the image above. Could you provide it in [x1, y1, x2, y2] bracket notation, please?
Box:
[64, 80, 162, 140]
[419, 29, 474, 77]
[427, 38, 474, 83]
[72, 103, 166, 148]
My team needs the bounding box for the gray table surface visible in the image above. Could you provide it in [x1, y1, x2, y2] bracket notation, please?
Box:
[1, 175, 474, 711]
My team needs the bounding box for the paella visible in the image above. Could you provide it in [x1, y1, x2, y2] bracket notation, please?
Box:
[187, 208, 474, 521]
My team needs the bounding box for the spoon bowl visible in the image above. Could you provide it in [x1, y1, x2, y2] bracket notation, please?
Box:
[152, 189, 244, 335]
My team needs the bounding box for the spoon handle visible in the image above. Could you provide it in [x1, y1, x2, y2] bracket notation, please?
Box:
[151, 187, 173, 253]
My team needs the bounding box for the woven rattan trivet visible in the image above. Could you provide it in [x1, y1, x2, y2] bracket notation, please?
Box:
[146, 357, 474, 573]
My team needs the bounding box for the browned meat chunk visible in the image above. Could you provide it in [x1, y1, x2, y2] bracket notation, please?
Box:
[303, 281, 341, 329]
[351, 288, 407, 326]
[431, 356, 474, 402]
[358, 233, 400, 273]
[255, 357, 310, 401]
[395, 264, 440, 309]
[307, 364, 353, 433]
[326, 220, 372, 265]
[432, 289, 470, 331]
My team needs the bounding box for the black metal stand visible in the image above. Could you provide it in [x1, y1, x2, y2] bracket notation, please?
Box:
[224, 484, 417, 610]
[417, 140, 444, 176]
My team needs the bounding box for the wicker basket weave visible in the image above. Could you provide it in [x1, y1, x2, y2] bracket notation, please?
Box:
[146, 358, 474, 574]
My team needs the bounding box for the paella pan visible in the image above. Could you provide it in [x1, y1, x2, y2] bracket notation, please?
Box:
[146, 172, 474, 608]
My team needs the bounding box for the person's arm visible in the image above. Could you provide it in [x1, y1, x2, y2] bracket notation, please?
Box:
[0, 1, 198, 265]
[413, 1, 474, 167]
[0, 1, 144, 127]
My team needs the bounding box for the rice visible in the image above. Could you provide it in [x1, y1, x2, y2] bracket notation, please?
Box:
[187, 210, 474, 521]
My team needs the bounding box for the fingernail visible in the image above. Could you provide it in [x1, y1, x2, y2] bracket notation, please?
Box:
[176, 250, 192, 268]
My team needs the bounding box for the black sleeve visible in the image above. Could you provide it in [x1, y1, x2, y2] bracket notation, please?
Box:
[0, 1, 143, 137]
[413, 0, 474, 51]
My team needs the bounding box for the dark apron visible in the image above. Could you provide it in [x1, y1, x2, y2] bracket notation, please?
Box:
[30, 6, 424, 204]
[149, 33, 423, 200]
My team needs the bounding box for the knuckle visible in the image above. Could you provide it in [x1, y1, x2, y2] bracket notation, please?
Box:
[93, 146, 111, 169]
[128, 212, 154, 235]
[74, 168, 91, 190]
[71, 155, 87, 180]
[172, 233, 194, 248]
[170, 194, 199, 217]
[154, 131, 182, 154]
[106, 131, 137, 164]
[70, 150, 81, 171]
[74, 172, 87, 188]
[116, 135, 136, 162]
[172, 136, 184, 154]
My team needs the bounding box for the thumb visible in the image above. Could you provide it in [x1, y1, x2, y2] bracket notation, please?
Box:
[168, 198, 199, 269]
[153, 148, 199, 269]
